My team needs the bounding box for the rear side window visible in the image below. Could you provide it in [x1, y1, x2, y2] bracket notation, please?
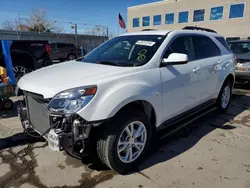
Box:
[57, 43, 67, 48]
[67, 44, 76, 48]
[215, 37, 231, 52]
[192, 36, 221, 59]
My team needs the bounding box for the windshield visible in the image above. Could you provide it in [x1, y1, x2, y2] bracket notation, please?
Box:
[81, 35, 165, 67]
[230, 42, 250, 55]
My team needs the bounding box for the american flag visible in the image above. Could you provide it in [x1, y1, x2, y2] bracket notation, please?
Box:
[118, 13, 126, 29]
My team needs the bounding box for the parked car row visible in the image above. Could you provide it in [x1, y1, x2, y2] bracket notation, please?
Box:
[228, 40, 250, 83]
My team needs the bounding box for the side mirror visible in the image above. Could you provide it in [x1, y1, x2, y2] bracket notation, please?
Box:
[162, 53, 189, 65]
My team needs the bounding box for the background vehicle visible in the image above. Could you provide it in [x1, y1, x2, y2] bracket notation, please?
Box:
[228, 40, 250, 82]
[50, 42, 79, 61]
[17, 27, 235, 174]
[0, 40, 52, 81]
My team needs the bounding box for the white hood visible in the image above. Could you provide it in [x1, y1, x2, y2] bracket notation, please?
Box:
[18, 61, 135, 98]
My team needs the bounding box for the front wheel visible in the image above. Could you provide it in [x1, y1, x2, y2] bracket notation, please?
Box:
[216, 80, 232, 112]
[96, 112, 152, 174]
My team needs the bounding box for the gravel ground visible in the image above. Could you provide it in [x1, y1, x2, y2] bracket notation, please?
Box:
[0, 86, 250, 188]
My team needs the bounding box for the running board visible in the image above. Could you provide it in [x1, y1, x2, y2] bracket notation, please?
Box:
[159, 106, 217, 140]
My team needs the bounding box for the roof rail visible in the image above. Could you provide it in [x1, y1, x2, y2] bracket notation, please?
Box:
[183, 26, 217, 33]
[141, 29, 157, 31]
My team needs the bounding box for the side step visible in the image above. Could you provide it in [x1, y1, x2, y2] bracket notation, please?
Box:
[159, 107, 217, 140]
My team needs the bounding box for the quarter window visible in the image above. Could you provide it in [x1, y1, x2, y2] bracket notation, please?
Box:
[133, 18, 140, 27]
[210, 6, 224, 20]
[163, 36, 193, 60]
[165, 13, 174, 24]
[192, 36, 221, 59]
[229, 3, 245, 18]
[143, 16, 150, 27]
[193, 9, 205, 22]
[179, 11, 189, 23]
[215, 37, 231, 52]
[153, 15, 161, 25]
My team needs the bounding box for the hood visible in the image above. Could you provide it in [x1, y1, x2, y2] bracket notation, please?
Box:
[18, 61, 135, 98]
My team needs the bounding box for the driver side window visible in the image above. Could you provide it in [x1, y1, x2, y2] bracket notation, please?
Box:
[163, 36, 194, 61]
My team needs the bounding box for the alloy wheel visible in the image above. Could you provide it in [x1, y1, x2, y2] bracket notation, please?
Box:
[117, 121, 147, 164]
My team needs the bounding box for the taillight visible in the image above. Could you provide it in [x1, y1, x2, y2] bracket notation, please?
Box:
[46, 44, 51, 56]
[234, 56, 237, 66]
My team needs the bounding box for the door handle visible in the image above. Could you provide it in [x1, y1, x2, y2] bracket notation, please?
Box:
[218, 59, 223, 64]
[193, 67, 200, 72]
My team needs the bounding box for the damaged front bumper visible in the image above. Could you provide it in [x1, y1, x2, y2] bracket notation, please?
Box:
[17, 104, 98, 159]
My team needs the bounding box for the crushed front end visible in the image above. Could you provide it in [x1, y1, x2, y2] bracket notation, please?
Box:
[17, 90, 98, 159]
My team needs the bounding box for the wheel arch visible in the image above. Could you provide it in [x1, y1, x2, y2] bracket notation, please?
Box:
[111, 99, 157, 130]
[225, 73, 235, 85]
[10, 50, 36, 69]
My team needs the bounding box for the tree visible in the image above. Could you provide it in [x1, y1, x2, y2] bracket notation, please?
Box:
[1, 8, 61, 33]
[85, 25, 108, 36]
[27, 8, 58, 32]
[1, 20, 18, 31]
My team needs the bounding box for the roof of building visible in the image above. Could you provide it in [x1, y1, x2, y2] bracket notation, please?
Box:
[128, 0, 174, 9]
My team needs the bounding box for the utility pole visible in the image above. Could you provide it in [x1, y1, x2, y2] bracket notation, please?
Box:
[75, 23, 78, 46]
[17, 14, 21, 40]
[106, 27, 109, 38]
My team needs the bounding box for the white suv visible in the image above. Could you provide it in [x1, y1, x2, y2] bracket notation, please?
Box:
[17, 27, 235, 174]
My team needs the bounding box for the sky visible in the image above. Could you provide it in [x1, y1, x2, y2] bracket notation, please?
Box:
[0, 0, 159, 35]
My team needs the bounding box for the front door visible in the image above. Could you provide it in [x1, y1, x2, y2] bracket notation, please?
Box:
[160, 35, 203, 121]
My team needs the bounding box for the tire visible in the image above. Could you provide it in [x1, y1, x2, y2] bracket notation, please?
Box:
[13, 65, 30, 82]
[216, 80, 232, 112]
[96, 112, 152, 174]
[67, 54, 76, 61]
[2, 99, 14, 110]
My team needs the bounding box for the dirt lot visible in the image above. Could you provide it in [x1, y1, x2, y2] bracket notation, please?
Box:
[0, 86, 250, 188]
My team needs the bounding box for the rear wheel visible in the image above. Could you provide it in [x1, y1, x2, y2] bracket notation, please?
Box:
[13, 65, 30, 82]
[216, 80, 232, 112]
[2, 99, 14, 110]
[96, 112, 152, 174]
[67, 54, 76, 61]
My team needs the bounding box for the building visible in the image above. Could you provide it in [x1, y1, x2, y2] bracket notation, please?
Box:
[127, 0, 249, 40]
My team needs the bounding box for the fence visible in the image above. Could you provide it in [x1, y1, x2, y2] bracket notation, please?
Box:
[0, 30, 108, 53]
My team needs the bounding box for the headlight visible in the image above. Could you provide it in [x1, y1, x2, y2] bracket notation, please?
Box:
[236, 62, 250, 71]
[47, 86, 97, 114]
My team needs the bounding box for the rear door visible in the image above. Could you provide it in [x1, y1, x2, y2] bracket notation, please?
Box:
[50, 43, 59, 60]
[191, 35, 222, 103]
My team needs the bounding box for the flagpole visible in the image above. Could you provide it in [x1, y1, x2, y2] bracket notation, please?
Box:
[118, 13, 120, 36]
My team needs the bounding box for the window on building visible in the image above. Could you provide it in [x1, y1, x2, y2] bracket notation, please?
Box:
[165, 13, 174, 24]
[192, 36, 221, 59]
[153, 15, 161, 25]
[143, 16, 150, 27]
[133, 18, 140, 27]
[179, 11, 189, 23]
[229, 3, 245, 18]
[193, 9, 205, 22]
[210, 6, 224, 20]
